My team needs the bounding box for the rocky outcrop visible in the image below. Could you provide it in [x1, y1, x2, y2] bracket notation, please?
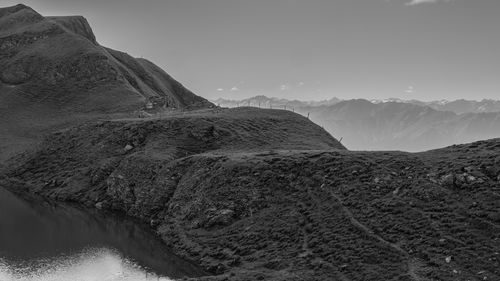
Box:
[48, 16, 97, 45]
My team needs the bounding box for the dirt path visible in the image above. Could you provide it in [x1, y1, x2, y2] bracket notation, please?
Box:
[324, 184, 426, 281]
[300, 186, 352, 281]
[326, 187, 409, 256]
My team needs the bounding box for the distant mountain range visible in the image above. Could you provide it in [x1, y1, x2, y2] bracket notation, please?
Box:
[214, 96, 500, 114]
[371, 98, 500, 114]
[213, 95, 342, 109]
[214, 96, 500, 151]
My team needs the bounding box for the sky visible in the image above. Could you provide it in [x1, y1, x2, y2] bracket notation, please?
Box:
[3, 0, 500, 101]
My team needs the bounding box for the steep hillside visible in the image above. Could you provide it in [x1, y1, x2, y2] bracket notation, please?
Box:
[0, 4, 211, 110]
[0, 4, 212, 161]
[2, 107, 499, 281]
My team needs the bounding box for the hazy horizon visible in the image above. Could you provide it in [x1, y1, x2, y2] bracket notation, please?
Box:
[4, 0, 500, 101]
[211, 94, 500, 103]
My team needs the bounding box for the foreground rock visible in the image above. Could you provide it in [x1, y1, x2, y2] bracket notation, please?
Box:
[1, 109, 499, 280]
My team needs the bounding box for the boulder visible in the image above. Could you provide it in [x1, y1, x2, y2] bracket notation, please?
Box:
[205, 209, 235, 228]
[440, 174, 455, 187]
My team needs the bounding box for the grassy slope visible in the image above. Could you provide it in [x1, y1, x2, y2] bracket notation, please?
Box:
[2, 108, 499, 281]
[0, 4, 212, 161]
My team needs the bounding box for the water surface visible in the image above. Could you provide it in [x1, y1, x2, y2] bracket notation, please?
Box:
[0, 187, 204, 280]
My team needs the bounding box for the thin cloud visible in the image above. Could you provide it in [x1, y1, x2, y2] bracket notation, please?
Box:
[405, 86, 415, 94]
[217, 88, 224, 92]
[405, 0, 453, 6]
[230, 87, 239, 92]
[280, 84, 290, 91]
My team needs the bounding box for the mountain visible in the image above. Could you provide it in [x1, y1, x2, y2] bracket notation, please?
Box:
[2, 5, 499, 280]
[212, 95, 341, 109]
[0, 4, 212, 161]
[216, 96, 500, 115]
[306, 100, 500, 151]
[0, 4, 211, 110]
[423, 99, 500, 114]
[2, 108, 499, 280]
[372, 99, 500, 114]
[216, 96, 500, 151]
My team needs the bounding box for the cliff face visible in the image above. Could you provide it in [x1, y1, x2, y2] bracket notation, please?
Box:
[2, 107, 499, 281]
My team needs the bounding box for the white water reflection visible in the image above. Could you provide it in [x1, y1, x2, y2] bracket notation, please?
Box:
[0, 248, 173, 281]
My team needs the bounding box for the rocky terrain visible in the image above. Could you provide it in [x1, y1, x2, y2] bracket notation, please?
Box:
[2, 107, 499, 281]
[0, 4, 212, 161]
